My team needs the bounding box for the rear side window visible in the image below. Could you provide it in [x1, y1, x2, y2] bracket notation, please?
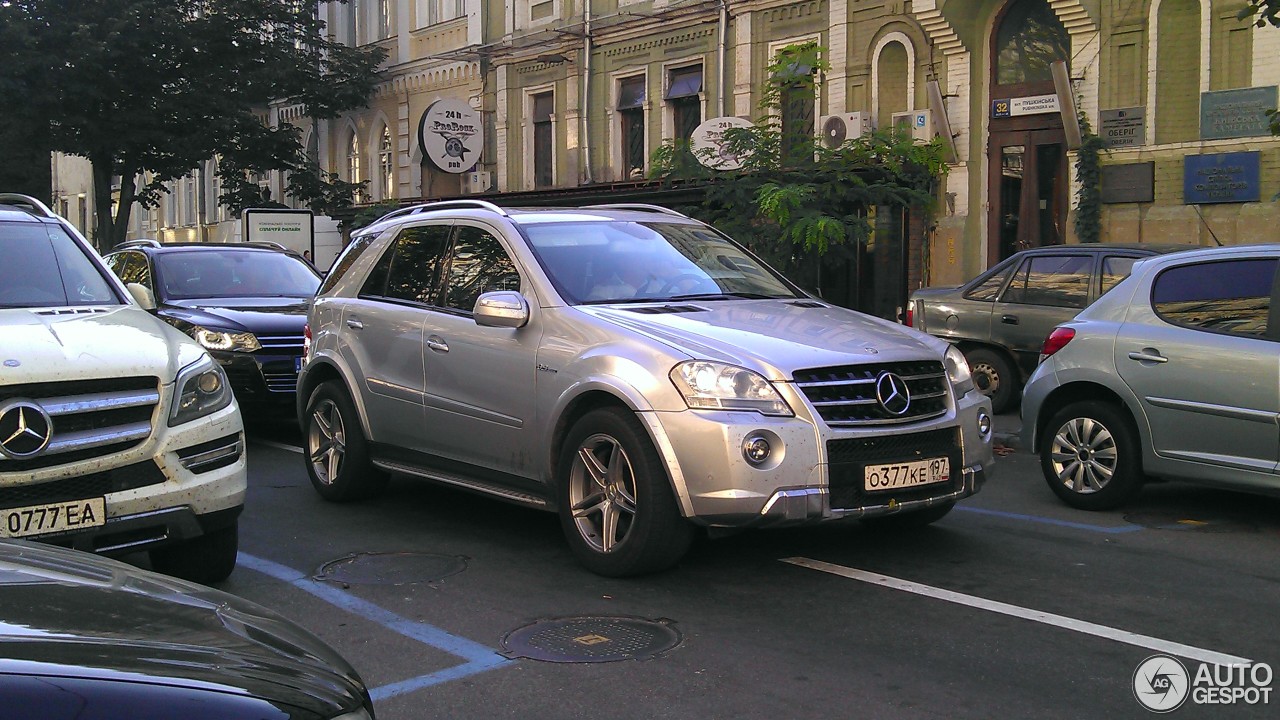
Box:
[363, 224, 452, 304]
[1101, 255, 1140, 294]
[1001, 254, 1090, 308]
[319, 232, 378, 295]
[1152, 258, 1277, 338]
[0, 222, 119, 308]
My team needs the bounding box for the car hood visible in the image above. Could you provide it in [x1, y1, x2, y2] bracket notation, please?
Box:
[0, 305, 202, 385]
[578, 299, 946, 379]
[162, 297, 311, 335]
[0, 541, 365, 715]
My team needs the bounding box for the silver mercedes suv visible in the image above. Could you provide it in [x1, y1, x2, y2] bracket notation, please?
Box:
[299, 201, 994, 576]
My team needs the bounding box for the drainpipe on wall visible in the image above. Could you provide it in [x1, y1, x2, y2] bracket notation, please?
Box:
[582, 0, 594, 184]
[718, 0, 728, 117]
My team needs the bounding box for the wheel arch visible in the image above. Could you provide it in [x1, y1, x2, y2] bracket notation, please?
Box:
[1033, 381, 1145, 455]
[297, 356, 373, 441]
[955, 341, 1021, 379]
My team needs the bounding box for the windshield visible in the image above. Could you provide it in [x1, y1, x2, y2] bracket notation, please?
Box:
[521, 221, 800, 305]
[0, 222, 120, 308]
[155, 250, 321, 300]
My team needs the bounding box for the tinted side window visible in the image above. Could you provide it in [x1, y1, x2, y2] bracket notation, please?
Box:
[440, 226, 521, 312]
[1001, 255, 1090, 308]
[375, 225, 452, 304]
[1152, 258, 1276, 338]
[1101, 255, 1139, 294]
[319, 232, 378, 295]
[119, 252, 153, 290]
[963, 263, 1013, 301]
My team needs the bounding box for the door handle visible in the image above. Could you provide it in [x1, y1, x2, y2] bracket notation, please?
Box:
[346, 318, 364, 329]
[426, 335, 449, 353]
[1127, 349, 1168, 364]
[1001, 315, 1019, 325]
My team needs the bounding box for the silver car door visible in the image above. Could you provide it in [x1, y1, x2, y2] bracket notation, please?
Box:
[1116, 256, 1279, 478]
[420, 222, 543, 479]
[342, 223, 452, 449]
[992, 253, 1091, 371]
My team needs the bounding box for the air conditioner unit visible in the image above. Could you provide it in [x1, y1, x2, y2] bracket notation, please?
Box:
[891, 109, 933, 143]
[464, 170, 493, 194]
[817, 112, 873, 149]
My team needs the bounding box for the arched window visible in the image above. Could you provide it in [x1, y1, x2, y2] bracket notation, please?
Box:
[993, 0, 1069, 87]
[347, 131, 364, 202]
[379, 125, 395, 200]
[876, 40, 910, 130]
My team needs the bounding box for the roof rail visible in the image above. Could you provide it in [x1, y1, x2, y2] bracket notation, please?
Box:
[242, 240, 288, 251]
[0, 193, 57, 218]
[116, 238, 163, 248]
[374, 200, 508, 224]
[586, 203, 689, 218]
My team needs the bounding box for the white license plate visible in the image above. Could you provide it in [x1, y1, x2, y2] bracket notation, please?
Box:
[864, 457, 950, 492]
[0, 498, 106, 539]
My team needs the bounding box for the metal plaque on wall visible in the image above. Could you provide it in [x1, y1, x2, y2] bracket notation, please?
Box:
[1200, 87, 1277, 140]
[1099, 107, 1145, 148]
[1101, 162, 1155, 204]
[1184, 152, 1261, 204]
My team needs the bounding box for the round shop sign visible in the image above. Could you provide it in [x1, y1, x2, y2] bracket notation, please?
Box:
[419, 99, 483, 174]
[689, 116, 754, 170]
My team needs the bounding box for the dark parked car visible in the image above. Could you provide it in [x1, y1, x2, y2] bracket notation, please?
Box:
[0, 538, 375, 719]
[104, 241, 321, 415]
[907, 244, 1189, 412]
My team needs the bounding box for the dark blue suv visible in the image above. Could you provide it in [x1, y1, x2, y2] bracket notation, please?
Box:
[104, 241, 320, 416]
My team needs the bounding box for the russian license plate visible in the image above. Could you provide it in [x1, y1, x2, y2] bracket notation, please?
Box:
[0, 498, 106, 539]
[864, 457, 950, 492]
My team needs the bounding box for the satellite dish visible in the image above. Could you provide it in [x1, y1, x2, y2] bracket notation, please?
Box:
[821, 115, 848, 149]
[689, 117, 753, 170]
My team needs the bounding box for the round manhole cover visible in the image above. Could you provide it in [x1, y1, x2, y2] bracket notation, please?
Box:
[502, 616, 681, 663]
[315, 552, 467, 585]
[1122, 511, 1256, 534]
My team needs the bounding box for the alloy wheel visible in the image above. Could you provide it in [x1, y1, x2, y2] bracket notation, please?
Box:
[308, 398, 346, 486]
[1048, 416, 1119, 494]
[567, 433, 638, 553]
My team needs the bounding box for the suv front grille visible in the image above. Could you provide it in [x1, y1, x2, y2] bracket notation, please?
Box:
[793, 361, 949, 426]
[827, 428, 962, 510]
[0, 459, 168, 509]
[0, 377, 159, 472]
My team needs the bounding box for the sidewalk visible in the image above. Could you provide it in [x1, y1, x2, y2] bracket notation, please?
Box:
[993, 410, 1022, 449]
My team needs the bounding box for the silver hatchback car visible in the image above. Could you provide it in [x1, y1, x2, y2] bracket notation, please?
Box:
[299, 201, 994, 576]
[1024, 244, 1280, 509]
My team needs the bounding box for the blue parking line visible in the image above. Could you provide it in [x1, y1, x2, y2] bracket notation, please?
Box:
[955, 505, 1143, 534]
[237, 553, 513, 701]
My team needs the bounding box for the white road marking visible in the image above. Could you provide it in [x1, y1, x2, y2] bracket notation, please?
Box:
[251, 439, 303, 454]
[782, 557, 1251, 666]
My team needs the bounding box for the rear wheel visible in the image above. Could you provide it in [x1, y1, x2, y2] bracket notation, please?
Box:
[1040, 400, 1143, 510]
[862, 502, 955, 530]
[304, 381, 388, 502]
[149, 522, 238, 584]
[557, 407, 695, 577]
[964, 347, 1017, 414]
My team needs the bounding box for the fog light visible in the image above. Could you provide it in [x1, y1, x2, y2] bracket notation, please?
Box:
[977, 410, 992, 438]
[743, 435, 771, 465]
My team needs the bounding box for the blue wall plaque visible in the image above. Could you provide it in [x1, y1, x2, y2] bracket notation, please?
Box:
[1183, 152, 1260, 204]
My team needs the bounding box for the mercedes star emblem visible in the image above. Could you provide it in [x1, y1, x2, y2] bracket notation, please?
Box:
[874, 372, 912, 416]
[0, 399, 54, 459]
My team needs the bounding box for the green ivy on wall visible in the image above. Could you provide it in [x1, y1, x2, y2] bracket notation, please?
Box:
[1073, 112, 1105, 244]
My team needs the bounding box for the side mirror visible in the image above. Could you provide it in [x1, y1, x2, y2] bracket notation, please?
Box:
[473, 291, 529, 329]
[126, 282, 157, 311]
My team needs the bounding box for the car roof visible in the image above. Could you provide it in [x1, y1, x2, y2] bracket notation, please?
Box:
[353, 201, 702, 236]
[1011, 243, 1191, 255]
[112, 242, 296, 254]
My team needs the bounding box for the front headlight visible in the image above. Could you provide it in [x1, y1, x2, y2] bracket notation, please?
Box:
[191, 325, 261, 352]
[669, 361, 794, 416]
[943, 345, 974, 395]
[169, 354, 234, 427]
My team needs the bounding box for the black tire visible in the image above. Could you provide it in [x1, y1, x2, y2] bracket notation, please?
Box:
[557, 407, 695, 577]
[149, 522, 238, 584]
[862, 501, 955, 530]
[1039, 400, 1143, 510]
[304, 381, 388, 502]
[965, 347, 1018, 414]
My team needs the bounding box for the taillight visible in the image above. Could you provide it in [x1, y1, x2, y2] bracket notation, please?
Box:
[302, 323, 312, 362]
[1040, 327, 1076, 362]
[904, 306, 913, 326]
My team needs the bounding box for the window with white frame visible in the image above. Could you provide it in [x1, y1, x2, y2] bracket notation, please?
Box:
[379, 125, 395, 200]
[185, 176, 195, 227]
[352, 0, 365, 45]
[665, 65, 703, 142]
[618, 76, 646, 179]
[420, 0, 465, 25]
[532, 91, 554, 188]
[348, 131, 365, 202]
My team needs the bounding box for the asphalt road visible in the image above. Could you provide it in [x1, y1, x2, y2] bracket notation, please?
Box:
[214, 418, 1280, 719]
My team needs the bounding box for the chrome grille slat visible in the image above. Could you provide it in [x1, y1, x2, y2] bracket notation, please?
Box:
[40, 389, 161, 415]
[44, 422, 153, 455]
[793, 361, 949, 426]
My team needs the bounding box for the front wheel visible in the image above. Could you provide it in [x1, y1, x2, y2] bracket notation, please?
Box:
[304, 381, 387, 502]
[964, 347, 1017, 414]
[557, 407, 695, 577]
[1040, 400, 1143, 510]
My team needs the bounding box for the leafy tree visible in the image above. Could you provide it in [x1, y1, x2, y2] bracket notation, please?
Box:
[649, 43, 948, 282]
[0, 0, 384, 249]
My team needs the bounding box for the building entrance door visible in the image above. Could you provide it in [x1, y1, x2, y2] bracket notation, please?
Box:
[988, 128, 1067, 262]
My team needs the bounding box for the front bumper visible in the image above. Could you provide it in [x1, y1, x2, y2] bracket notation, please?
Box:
[215, 350, 301, 408]
[646, 387, 994, 528]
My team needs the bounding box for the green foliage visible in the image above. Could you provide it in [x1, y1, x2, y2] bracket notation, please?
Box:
[1073, 113, 1106, 244]
[347, 202, 403, 232]
[649, 43, 947, 277]
[0, 0, 384, 249]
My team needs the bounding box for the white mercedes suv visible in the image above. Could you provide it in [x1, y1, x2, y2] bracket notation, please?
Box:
[299, 201, 994, 576]
[0, 194, 246, 583]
